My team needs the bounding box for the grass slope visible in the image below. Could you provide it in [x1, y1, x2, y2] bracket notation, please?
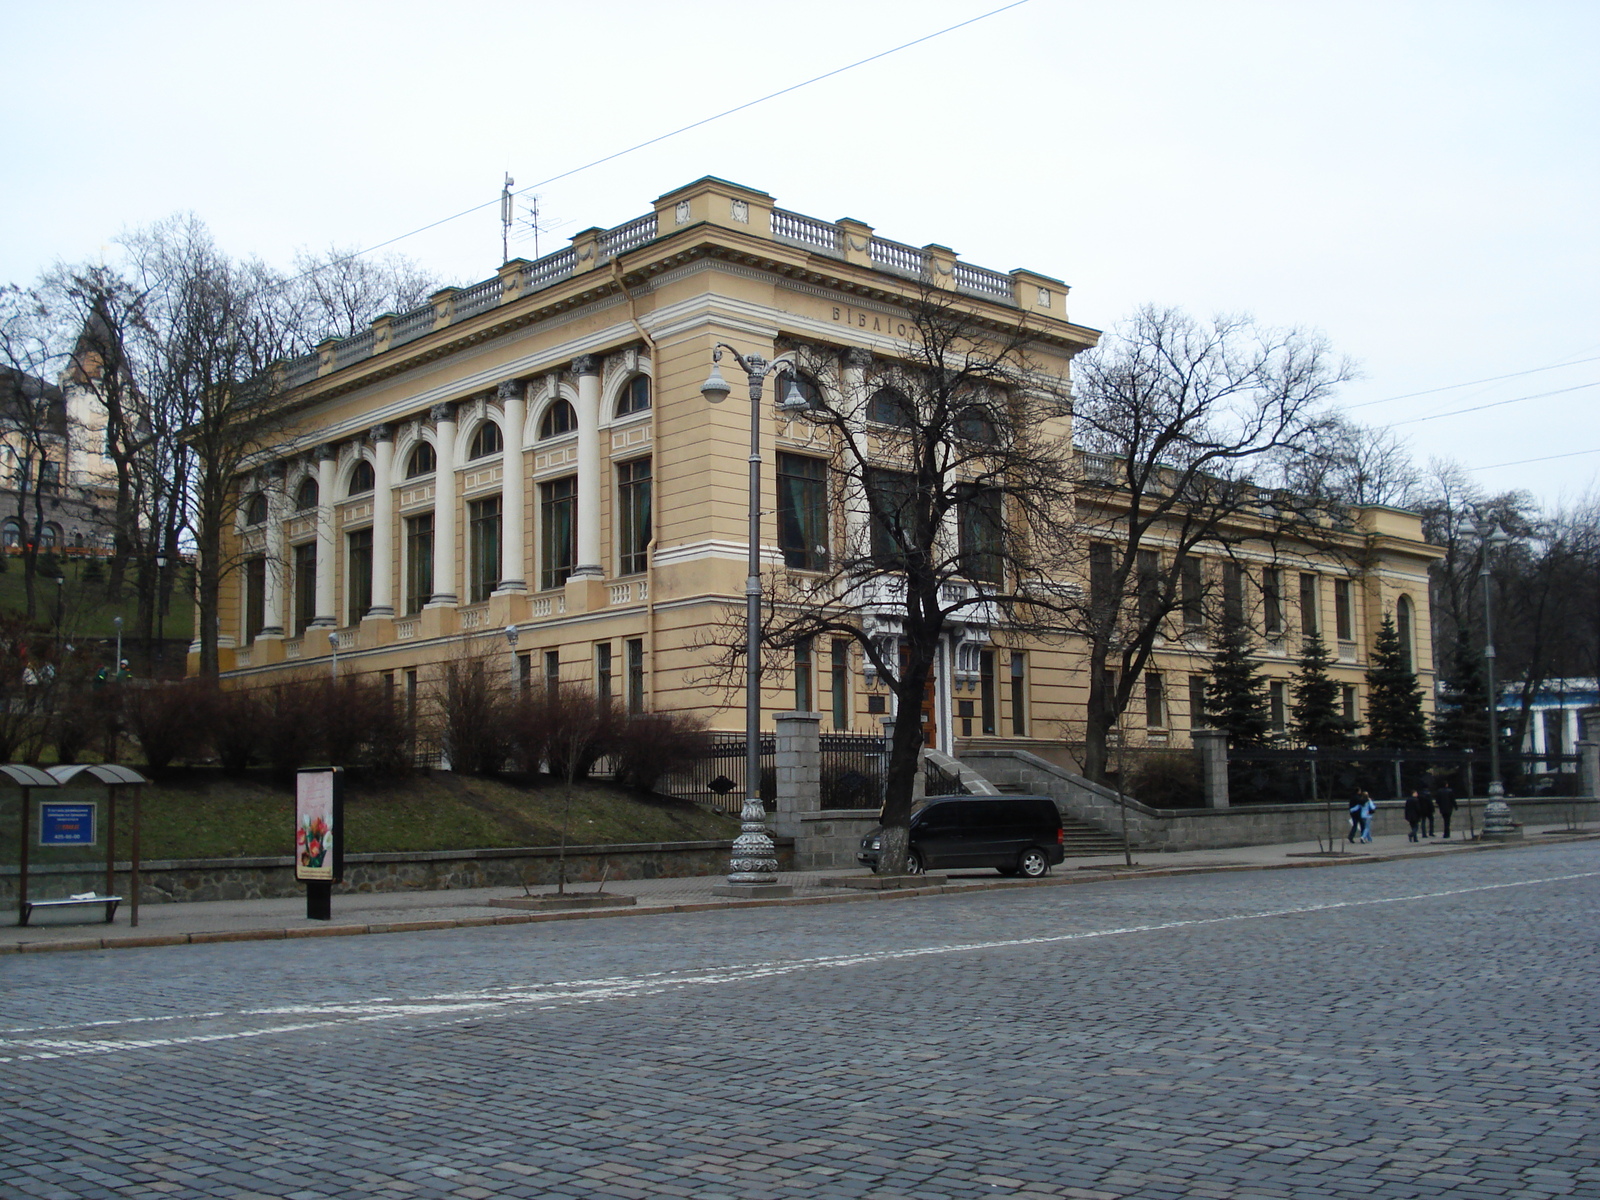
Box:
[5, 770, 737, 864]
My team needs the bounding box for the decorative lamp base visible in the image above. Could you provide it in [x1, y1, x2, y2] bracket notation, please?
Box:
[1481, 793, 1522, 840]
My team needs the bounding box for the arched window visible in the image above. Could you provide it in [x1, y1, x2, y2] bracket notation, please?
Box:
[244, 491, 269, 525]
[954, 406, 998, 444]
[787, 372, 823, 410]
[616, 375, 651, 417]
[1, 520, 19, 549]
[867, 387, 914, 428]
[406, 442, 436, 478]
[539, 399, 576, 440]
[347, 461, 375, 496]
[295, 477, 319, 511]
[40, 523, 59, 549]
[1396, 595, 1414, 673]
[469, 421, 503, 460]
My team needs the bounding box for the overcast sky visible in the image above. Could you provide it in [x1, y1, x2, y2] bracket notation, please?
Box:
[5, 0, 1596, 509]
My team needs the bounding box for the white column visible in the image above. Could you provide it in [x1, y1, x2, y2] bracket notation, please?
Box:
[841, 348, 872, 559]
[573, 355, 603, 578]
[313, 446, 337, 626]
[496, 380, 527, 592]
[260, 469, 286, 638]
[368, 426, 395, 617]
[428, 404, 458, 606]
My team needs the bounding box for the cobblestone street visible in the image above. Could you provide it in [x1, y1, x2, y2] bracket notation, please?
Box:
[3, 842, 1597, 1199]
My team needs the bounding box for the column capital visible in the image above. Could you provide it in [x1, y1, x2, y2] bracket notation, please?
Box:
[496, 379, 524, 402]
[842, 347, 873, 370]
[429, 403, 457, 424]
[316, 443, 337, 461]
[368, 424, 394, 444]
[571, 355, 601, 377]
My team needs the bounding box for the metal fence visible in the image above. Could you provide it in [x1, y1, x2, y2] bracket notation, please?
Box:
[924, 757, 968, 797]
[821, 733, 887, 809]
[655, 735, 777, 814]
[1228, 748, 1584, 805]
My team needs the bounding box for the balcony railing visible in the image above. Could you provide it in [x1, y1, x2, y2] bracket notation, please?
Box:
[771, 208, 843, 256]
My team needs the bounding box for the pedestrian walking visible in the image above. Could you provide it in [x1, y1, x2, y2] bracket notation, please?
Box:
[1358, 790, 1376, 843]
[1404, 790, 1426, 842]
[1420, 786, 1437, 837]
[1348, 796, 1364, 843]
[1435, 784, 1458, 839]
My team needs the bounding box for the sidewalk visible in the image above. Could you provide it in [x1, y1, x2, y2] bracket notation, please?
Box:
[5, 825, 1595, 954]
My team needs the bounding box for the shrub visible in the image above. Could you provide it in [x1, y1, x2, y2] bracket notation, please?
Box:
[1119, 748, 1204, 808]
[435, 653, 513, 775]
[610, 709, 711, 793]
[506, 686, 621, 783]
[125, 679, 213, 772]
[255, 679, 323, 774]
[210, 687, 262, 772]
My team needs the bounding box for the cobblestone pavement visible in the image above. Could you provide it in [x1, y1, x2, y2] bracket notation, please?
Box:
[2, 842, 1596, 1199]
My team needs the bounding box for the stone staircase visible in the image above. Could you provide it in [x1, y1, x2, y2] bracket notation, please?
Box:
[989, 781, 1131, 855]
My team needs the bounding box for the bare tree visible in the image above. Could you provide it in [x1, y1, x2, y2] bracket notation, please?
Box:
[1068, 306, 1354, 780]
[706, 290, 1082, 875]
[280, 246, 441, 351]
[1283, 414, 1421, 509]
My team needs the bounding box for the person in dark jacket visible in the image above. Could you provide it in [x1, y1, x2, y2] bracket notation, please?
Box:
[1419, 787, 1437, 837]
[1404, 790, 1426, 842]
[1435, 784, 1458, 838]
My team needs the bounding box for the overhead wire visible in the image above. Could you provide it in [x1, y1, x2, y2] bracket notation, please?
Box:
[283, 0, 1034, 285]
[1342, 353, 1600, 409]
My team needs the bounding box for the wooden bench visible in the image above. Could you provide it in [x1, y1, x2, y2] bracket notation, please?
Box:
[18, 894, 122, 926]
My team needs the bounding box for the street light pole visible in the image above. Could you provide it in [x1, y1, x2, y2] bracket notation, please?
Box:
[701, 345, 808, 897]
[1475, 521, 1516, 839]
[328, 630, 340, 680]
[113, 615, 123, 677]
[154, 553, 167, 675]
[505, 623, 521, 696]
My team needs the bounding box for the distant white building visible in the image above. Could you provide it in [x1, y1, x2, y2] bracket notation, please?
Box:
[1510, 678, 1598, 770]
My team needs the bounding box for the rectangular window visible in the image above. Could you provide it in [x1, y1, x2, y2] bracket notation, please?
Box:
[468, 496, 501, 604]
[1263, 568, 1283, 636]
[405, 669, 418, 722]
[957, 486, 1004, 583]
[626, 638, 645, 715]
[405, 513, 434, 615]
[293, 542, 316, 636]
[1101, 669, 1119, 722]
[516, 653, 531, 692]
[1223, 562, 1244, 625]
[38, 460, 59, 494]
[1137, 549, 1162, 626]
[1189, 674, 1209, 730]
[595, 643, 613, 705]
[794, 637, 812, 711]
[544, 649, 560, 697]
[1299, 573, 1319, 637]
[244, 556, 266, 646]
[958, 698, 975, 738]
[540, 477, 576, 590]
[776, 453, 828, 570]
[1335, 578, 1354, 642]
[1342, 683, 1358, 725]
[867, 468, 915, 567]
[1269, 680, 1287, 732]
[1010, 653, 1027, 737]
[1145, 672, 1165, 728]
[979, 650, 997, 735]
[830, 640, 850, 730]
[1090, 543, 1116, 620]
[346, 528, 372, 626]
[1180, 555, 1203, 628]
[617, 458, 651, 575]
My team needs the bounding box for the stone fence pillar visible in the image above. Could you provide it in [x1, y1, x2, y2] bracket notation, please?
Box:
[1579, 707, 1600, 802]
[1192, 729, 1230, 809]
[771, 712, 822, 838]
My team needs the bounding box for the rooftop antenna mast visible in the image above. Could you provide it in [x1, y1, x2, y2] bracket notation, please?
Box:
[500, 173, 515, 264]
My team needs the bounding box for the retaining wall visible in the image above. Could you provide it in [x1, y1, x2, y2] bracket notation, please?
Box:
[1, 839, 793, 907]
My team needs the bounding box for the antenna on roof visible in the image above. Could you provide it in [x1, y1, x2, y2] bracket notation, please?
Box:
[500, 174, 516, 265]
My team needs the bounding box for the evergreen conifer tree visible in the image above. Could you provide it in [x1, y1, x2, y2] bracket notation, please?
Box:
[1364, 613, 1428, 747]
[1204, 619, 1272, 748]
[1291, 629, 1354, 747]
[1431, 629, 1488, 750]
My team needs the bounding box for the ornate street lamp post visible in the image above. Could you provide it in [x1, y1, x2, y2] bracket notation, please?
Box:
[1473, 520, 1516, 838]
[701, 346, 809, 897]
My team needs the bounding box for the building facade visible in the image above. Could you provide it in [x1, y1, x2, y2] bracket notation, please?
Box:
[208, 177, 1437, 761]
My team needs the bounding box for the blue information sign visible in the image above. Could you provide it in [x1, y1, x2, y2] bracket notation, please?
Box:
[39, 803, 96, 846]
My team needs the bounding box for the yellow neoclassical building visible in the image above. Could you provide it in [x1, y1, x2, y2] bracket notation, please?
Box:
[208, 177, 1437, 761]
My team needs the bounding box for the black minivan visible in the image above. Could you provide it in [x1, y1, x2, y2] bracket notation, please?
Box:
[857, 795, 1066, 877]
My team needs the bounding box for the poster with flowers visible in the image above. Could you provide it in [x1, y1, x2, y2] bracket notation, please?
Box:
[294, 768, 342, 882]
